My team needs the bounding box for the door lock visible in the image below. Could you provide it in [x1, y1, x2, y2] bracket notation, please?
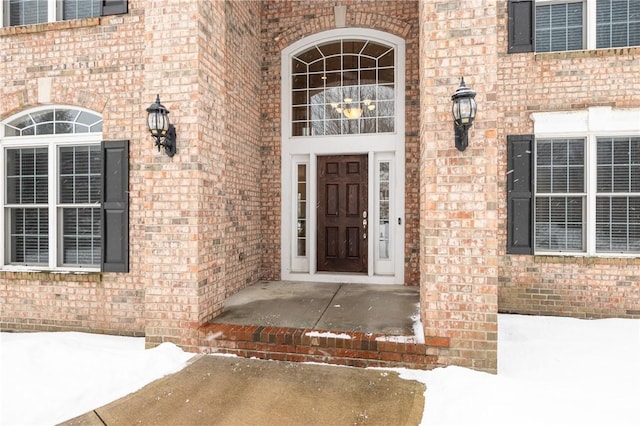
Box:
[363, 211, 368, 240]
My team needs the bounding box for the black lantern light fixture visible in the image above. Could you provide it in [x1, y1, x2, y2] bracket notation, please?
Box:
[451, 77, 477, 151]
[146, 94, 176, 157]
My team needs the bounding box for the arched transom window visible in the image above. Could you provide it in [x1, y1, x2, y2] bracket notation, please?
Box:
[4, 107, 102, 136]
[291, 39, 395, 137]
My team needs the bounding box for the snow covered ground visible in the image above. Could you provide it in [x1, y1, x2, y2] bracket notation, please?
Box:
[1, 314, 639, 426]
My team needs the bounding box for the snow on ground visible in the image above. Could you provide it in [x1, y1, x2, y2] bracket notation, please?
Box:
[0, 332, 193, 425]
[1, 314, 639, 426]
[398, 314, 640, 426]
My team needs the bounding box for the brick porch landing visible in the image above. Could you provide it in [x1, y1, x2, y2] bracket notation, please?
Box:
[198, 281, 448, 369]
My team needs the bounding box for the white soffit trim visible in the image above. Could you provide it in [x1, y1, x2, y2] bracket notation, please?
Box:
[531, 107, 640, 135]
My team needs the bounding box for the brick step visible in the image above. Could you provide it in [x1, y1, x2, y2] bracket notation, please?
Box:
[198, 323, 445, 369]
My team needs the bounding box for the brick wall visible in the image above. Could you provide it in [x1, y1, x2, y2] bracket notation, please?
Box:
[260, 0, 421, 285]
[0, 0, 264, 349]
[495, 0, 640, 319]
[419, 0, 499, 373]
[0, 4, 148, 336]
[141, 0, 264, 350]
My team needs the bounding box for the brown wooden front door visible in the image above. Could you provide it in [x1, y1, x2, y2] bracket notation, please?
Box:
[317, 155, 368, 273]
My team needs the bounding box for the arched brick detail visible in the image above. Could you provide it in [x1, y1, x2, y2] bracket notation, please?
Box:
[51, 85, 109, 114]
[275, 12, 413, 50]
[0, 90, 30, 120]
[0, 84, 108, 122]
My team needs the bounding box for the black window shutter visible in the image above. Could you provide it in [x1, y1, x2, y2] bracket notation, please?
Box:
[507, 135, 534, 254]
[101, 140, 129, 272]
[101, 0, 128, 16]
[508, 0, 535, 53]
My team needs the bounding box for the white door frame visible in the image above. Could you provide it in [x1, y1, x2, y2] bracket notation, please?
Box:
[280, 28, 405, 284]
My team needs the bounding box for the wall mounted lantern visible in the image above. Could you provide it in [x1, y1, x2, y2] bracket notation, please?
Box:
[451, 77, 477, 151]
[146, 95, 176, 157]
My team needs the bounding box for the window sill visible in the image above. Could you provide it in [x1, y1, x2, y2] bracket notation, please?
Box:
[0, 265, 100, 274]
[0, 17, 101, 37]
[533, 46, 640, 60]
[532, 254, 640, 266]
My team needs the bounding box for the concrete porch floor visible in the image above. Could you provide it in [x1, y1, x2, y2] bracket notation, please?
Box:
[199, 281, 439, 368]
[210, 280, 420, 336]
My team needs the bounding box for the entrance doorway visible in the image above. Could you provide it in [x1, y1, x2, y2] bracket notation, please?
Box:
[317, 155, 368, 273]
[281, 28, 406, 284]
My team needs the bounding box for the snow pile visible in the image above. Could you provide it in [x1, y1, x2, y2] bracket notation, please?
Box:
[396, 314, 640, 426]
[375, 335, 421, 343]
[305, 331, 352, 339]
[0, 332, 193, 425]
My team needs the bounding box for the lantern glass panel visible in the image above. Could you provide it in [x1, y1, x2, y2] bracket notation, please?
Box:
[459, 99, 472, 124]
[147, 111, 168, 136]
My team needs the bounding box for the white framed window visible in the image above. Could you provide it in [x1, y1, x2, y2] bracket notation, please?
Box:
[0, 0, 126, 27]
[531, 107, 640, 256]
[533, 0, 640, 52]
[1, 106, 103, 271]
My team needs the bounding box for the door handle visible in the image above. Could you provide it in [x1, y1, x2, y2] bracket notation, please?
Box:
[363, 211, 368, 240]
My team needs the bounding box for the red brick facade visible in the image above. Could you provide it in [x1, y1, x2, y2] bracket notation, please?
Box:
[419, 0, 500, 371]
[496, 0, 640, 319]
[0, 0, 639, 373]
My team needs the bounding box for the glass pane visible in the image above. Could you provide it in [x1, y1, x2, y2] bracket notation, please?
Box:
[55, 123, 74, 134]
[379, 50, 394, 67]
[5, 148, 48, 204]
[318, 41, 341, 57]
[536, 139, 584, 194]
[596, 0, 640, 48]
[536, 3, 584, 52]
[361, 41, 388, 58]
[596, 194, 640, 253]
[292, 39, 395, 137]
[61, 207, 100, 265]
[598, 137, 640, 193]
[35, 123, 54, 135]
[59, 146, 101, 204]
[292, 75, 307, 90]
[535, 196, 584, 251]
[6, 114, 33, 131]
[63, 0, 101, 20]
[378, 118, 394, 133]
[9, 0, 48, 26]
[296, 164, 307, 257]
[379, 162, 390, 259]
[31, 110, 53, 124]
[9, 207, 48, 264]
[343, 40, 366, 55]
[55, 109, 78, 122]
